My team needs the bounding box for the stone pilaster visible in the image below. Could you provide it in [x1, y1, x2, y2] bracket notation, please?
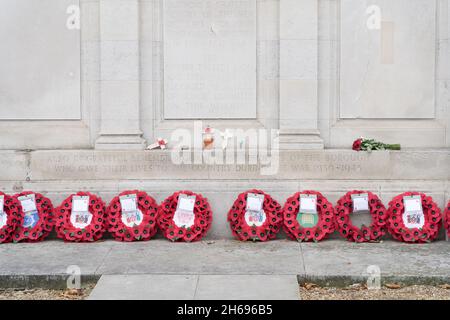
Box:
[279, 0, 323, 149]
[95, 0, 146, 150]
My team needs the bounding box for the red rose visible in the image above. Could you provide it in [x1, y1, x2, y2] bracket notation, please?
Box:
[352, 138, 363, 151]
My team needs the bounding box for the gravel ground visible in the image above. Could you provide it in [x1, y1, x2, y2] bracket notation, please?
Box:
[2, 283, 449, 300]
[0, 285, 95, 300]
[299, 283, 450, 300]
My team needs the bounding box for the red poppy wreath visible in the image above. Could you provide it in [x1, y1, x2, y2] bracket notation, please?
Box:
[445, 200, 450, 240]
[228, 190, 282, 242]
[335, 191, 388, 242]
[282, 191, 334, 242]
[0, 192, 23, 243]
[158, 191, 212, 242]
[107, 190, 159, 242]
[55, 192, 107, 242]
[387, 192, 442, 243]
[12, 191, 54, 242]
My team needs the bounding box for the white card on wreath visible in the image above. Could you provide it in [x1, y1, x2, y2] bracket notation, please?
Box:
[246, 193, 264, 212]
[402, 196, 425, 229]
[120, 194, 137, 213]
[18, 194, 37, 213]
[174, 194, 196, 228]
[351, 193, 369, 212]
[404, 196, 423, 213]
[72, 196, 89, 213]
[0, 211, 6, 229]
[0, 195, 5, 229]
[177, 194, 195, 212]
[0, 195, 4, 214]
[300, 194, 317, 214]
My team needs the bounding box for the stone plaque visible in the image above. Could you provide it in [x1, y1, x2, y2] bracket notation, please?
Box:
[163, 0, 257, 119]
[0, 0, 81, 120]
[340, 0, 436, 119]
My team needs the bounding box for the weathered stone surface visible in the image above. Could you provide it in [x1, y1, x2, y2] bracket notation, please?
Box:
[1, 240, 450, 292]
[340, 0, 436, 119]
[89, 275, 198, 300]
[194, 275, 299, 300]
[26, 150, 450, 181]
[96, 240, 303, 275]
[88, 274, 299, 300]
[0, 0, 81, 120]
[163, 0, 257, 119]
[0, 151, 29, 181]
[301, 240, 450, 277]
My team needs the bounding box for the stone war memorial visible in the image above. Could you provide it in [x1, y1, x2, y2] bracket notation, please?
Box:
[0, 0, 449, 302]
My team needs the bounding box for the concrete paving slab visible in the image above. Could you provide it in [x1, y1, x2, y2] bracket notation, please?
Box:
[195, 275, 299, 300]
[88, 275, 198, 300]
[1, 239, 450, 288]
[301, 240, 450, 278]
[88, 275, 299, 300]
[0, 241, 114, 275]
[96, 240, 303, 275]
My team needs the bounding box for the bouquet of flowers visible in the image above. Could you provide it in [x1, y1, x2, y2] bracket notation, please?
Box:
[352, 137, 401, 152]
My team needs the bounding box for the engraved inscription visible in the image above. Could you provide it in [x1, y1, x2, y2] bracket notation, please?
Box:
[163, 0, 257, 119]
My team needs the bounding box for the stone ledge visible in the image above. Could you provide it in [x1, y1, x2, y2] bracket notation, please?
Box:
[0, 149, 448, 181]
[1, 240, 450, 289]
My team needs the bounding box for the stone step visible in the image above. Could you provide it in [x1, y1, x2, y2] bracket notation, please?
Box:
[0, 149, 448, 239]
[88, 275, 299, 300]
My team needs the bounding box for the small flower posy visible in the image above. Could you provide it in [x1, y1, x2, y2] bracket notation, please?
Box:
[107, 190, 159, 242]
[12, 191, 54, 243]
[282, 191, 335, 242]
[387, 192, 441, 243]
[158, 191, 213, 242]
[55, 192, 107, 242]
[335, 191, 388, 243]
[0, 192, 23, 243]
[228, 190, 283, 242]
[352, 137, 401, 152]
